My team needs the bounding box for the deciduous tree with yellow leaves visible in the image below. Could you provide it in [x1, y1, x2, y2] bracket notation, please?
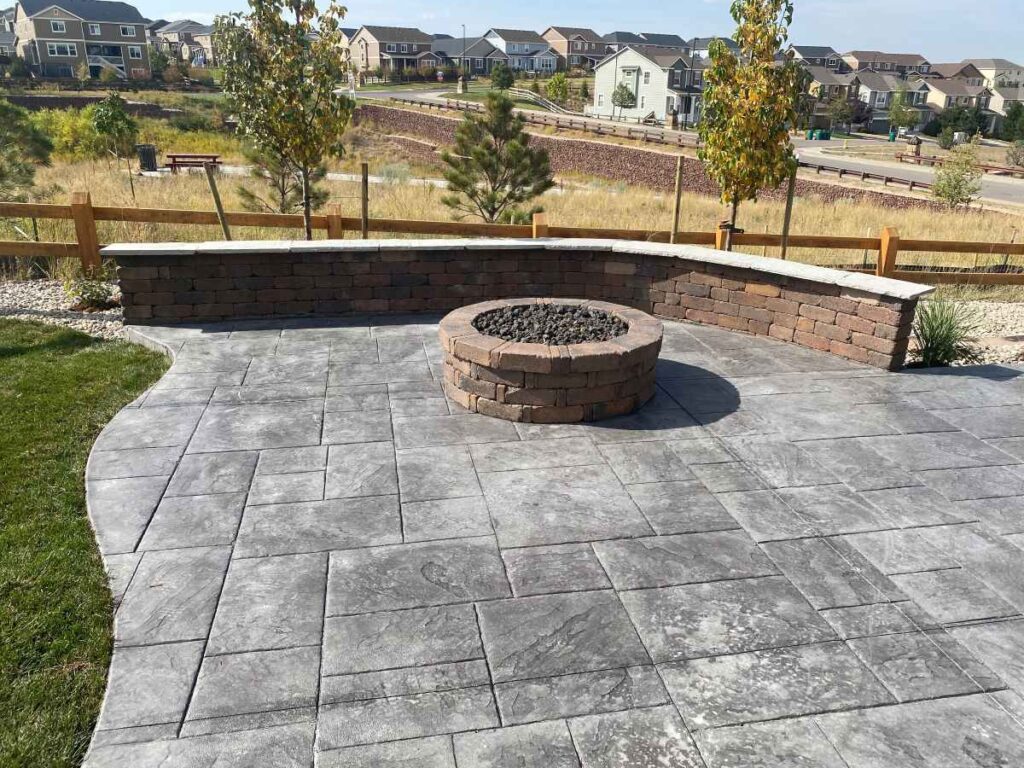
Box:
[698, 0, 802, 249]
[215, 0, 354, 240]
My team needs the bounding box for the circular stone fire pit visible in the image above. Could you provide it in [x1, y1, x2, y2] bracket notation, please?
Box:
[439, 299, 663, 423]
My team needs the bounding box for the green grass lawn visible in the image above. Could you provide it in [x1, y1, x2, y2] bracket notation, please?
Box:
[0, 320, 167, 767]
[440, 90, 549, 111]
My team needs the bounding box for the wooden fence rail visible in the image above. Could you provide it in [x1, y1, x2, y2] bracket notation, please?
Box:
[2, 194, 1023, 286]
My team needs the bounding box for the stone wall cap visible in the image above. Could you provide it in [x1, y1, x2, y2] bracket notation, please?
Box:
[103, 237, 934, 302]
[609, 241, 934, 301]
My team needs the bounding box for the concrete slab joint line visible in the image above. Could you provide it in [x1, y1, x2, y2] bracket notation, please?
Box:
[81, 316, 1024, 768]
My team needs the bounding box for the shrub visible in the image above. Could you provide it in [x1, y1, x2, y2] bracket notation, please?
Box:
[170, 112, 214, 132]
[937, 127, 955, 150]
[911, 300, 981, 368]
[932, 137, 982, 209]
[921, 118, 940, 137]
[1008, 140, 1024, 168]
[63, 266, 117, 309]
[31, 107, 106, 159]
[99, 67, 120, 84]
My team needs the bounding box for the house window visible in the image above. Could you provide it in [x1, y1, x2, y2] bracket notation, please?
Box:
[640, 95, 645, 108]
[475, 57, 483, 69]
[87, 23, 100, 35]
[46, 42, 77, 56]
[128, 45, 142, 59]
[386, 43, 396, 52]
[50, 20, 66, 33]
[120, 25, 136, 37]
[643, 71, 650, 85]
[827, 57, 837, 67]
[598, 94, 604, 106]
[875, 93, 886, 107]
[131, 67, 145, 77]
[400, 44, 408, 53]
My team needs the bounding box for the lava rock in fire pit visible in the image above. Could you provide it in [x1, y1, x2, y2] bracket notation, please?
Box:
[473, 303, 629, 345]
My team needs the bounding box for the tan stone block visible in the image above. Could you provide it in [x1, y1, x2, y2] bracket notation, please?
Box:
[799, 304, 838, 324]
[525, 404, 585, 423]
[476, 397, 524, 421]
[745, 282, 782, 298]
[836, 313, 876, 335]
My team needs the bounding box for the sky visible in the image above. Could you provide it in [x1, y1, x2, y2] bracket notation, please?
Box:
[155, 0, 1023, 63]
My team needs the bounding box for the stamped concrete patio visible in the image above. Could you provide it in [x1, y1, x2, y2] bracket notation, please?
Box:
[84, 315, 1024, 767]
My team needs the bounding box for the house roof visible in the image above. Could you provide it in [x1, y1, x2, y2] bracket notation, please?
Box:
[929, 62, 981, 79]
[431, 36, 506, 60]
[157, 19, 208, 35]
[487, 28, 546, 44]
[963, 58, 1023, 70]
[596, 44, 690, 71]
[994, 85, 1024, 103]
[146, 18, 167, 31]
[855, 69, 908, 93]
[638, 32, 686, 47]
[804, 65, 856, 87]
[925, 78, 990, 97]
[340, 27, 357, 38]
[358, 25, 433, 44]
[790, 45, 838, 60]
[17, 0, 146, 22]
[0, 29, 13, 44]
[543, 26, 602, 43]
[844, 50, 929, 66]
[690, 36, 739, 52]
[602, 31, 643, 44]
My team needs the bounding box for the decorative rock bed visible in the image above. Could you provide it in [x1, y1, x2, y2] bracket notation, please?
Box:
[440, 298, 663, 423]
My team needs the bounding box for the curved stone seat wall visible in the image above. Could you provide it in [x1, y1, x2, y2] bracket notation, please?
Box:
[106, 239, 933, 370]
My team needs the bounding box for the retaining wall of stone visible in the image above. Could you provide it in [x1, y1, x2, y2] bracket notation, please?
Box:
[357, 104, 940, 210]
[108, 239, 933, 370]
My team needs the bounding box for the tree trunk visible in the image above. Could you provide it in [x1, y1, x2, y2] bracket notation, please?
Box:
[300, 167, 313, 241]
[726, 197, 739, 252]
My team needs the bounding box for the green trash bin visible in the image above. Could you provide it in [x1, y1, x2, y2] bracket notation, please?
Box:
[806, 129, 815, 140]
[888, 129, 897, 142]
[821, 130, 831, 140]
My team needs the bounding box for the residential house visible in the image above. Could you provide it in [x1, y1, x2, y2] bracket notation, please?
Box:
[0, 6, 14, 56]
[789, 45, 841, 69]
[12, 0, 150, 78]
[602, 31, 643, 53]
[152, 19, 215, 67]
[689, 36, 739, 59]
[803, 65, 860, 126]
[431, 35, 507, 76]
[990, 85, 1024, 133]
[541, 26, 604, 71]
[349, 25, 437, 73]
[922, 78, 995, 132]
[962, 59, 1024, 88]
[339, 27, 357, 46]
[854, 69, 929, 132]
[589, 44, 703, 125]
[841, 50, 930, 76]
[482, 29, 556, 73]
[928, 62, 984, 86]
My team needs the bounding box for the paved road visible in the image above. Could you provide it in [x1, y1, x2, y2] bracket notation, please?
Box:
[797, 146, 1024, 207]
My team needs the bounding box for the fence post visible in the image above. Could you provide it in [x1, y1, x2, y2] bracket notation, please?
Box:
[877, 226, 899, 277]
[670, 156, 683, 244]
[780, 168, 797, 260]
[326, 204, 345, 239]
[71, 190, 100, 275]
[532, 212, 549, 239]
[360, 162, 369, 239]
[715, 224, 728, 251]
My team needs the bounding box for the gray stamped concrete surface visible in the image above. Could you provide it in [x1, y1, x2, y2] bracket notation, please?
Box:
[83, 313, 1024, 767]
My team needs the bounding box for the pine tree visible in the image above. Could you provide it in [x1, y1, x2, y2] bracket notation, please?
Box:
[0, 98, 52, 202]
[237, 143, 328, 214]
[441, 92, 554, 223]
[545, 72, 569, 105]
[490, 62, 514, 91]
[698, 0, 802, 249]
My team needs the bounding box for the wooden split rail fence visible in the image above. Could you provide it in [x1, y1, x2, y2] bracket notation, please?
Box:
[387, 96, 698, 147]
[896, 152, 1024, 179]
[1, 194, 1023, 286]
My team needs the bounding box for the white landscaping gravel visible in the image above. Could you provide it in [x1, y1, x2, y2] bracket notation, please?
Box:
[0, 279, 125, 340]
[1, 278, 1022, 364]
